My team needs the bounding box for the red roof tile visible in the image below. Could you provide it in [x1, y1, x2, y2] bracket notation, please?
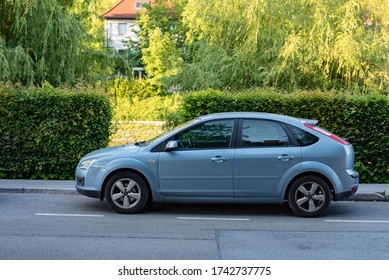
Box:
[102, 0, 154, 19]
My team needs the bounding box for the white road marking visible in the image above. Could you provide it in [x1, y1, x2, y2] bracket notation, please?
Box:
[36, 213, 104, 217]
[177, 216, 250, 221]
[325, 219, 389, 223]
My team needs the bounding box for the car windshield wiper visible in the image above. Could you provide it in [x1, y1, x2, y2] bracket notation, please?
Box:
[134, 141, 146, 147]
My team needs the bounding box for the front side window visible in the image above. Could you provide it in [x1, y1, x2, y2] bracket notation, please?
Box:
[173, 120, 234, 149]
[241, 120, 289, 147]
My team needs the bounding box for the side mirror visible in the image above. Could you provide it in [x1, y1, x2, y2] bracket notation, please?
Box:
[164, 140, 178, 151]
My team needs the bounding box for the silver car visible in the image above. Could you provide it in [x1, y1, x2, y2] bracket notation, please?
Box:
[75, 112, 359, 217]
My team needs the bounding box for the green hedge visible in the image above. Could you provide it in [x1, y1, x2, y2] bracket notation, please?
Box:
[0, 85, 112, 179]
[180, 89, 389, 183]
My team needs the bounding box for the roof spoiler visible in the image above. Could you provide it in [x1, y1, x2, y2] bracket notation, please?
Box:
[300, 119, 318, 126]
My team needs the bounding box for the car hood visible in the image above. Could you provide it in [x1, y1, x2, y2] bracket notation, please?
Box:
[82, 144, 140, 160]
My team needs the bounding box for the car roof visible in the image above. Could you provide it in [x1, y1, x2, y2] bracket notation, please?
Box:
[197, 112, 318, 125]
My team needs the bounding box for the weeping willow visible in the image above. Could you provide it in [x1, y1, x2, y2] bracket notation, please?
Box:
[0, 0, 113, 86]
[178, 0, 389, 93]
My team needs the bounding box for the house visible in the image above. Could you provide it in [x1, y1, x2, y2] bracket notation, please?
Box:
[102, 0, 155, 53]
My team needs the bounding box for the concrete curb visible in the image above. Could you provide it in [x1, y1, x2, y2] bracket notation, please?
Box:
[0, 187, 78, 195]
[348, 193, 388, 202]
[0, 180, 388, 201]
[349, 184, 389, 202]
[0, 180, 78, 195]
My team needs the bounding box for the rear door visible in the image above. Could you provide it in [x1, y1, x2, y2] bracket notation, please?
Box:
[234, 119, 301, 198]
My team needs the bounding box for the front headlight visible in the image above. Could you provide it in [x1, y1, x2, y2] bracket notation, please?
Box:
[78, 159, 96, 170]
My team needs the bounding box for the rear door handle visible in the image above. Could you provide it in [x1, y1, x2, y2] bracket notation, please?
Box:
[211, 156, 228, 163]
[278, 154, 295, 161]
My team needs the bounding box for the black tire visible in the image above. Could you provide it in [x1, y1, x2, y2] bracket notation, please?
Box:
[104, 171, 149, 214]
[287, 175, 331, 218]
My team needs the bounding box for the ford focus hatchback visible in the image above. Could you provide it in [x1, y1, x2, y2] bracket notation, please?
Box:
[75, 112, 359, 217]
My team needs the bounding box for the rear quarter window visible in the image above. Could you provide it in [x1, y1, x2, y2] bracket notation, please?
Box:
[288, 125, 319, 146]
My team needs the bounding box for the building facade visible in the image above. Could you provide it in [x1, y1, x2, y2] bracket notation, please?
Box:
[102, 0, 153, 52]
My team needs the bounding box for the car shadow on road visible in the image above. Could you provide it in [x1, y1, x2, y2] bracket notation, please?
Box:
[79, 196, 357, 218]
[146, 202, 293, 217]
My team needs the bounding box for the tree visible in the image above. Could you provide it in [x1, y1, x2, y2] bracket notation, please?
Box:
[142, 27, 183, 88]
[176, 0, 388, 94]
[124, 0, 188, 84]
[0, 0, 118, 86]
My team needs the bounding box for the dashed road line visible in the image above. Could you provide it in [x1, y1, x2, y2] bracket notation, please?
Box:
[35, 213, 104, 217]
[325, 219, 389, 223]
[177, 216, 250, 221]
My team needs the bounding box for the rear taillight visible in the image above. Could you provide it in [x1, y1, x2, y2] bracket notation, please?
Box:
[304, 124, 349, 145]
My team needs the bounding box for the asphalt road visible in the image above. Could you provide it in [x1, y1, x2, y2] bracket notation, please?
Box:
[1, 193, 389, 260]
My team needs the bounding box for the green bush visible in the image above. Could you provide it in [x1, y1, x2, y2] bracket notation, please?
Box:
[0, 84, 112, 179]
[109, 78, 166, 100]
[113, 94, 181, 122]
[107, 77, 181, 124]
[179, 89, 389, 183]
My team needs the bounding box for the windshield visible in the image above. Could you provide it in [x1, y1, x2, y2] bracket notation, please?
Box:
[143, 119, 196, 146]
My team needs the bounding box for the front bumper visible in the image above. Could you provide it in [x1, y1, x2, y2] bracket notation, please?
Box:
[75, 184, 101, 198]
[75, 166, 103, 199]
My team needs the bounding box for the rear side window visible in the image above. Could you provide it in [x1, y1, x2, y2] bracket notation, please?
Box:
[241, 120, 290, 147]
[288, 125, 319, 146]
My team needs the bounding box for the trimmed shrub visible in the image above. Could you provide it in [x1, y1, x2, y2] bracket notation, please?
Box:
[179, 89, 389, 183]
[0, 84, 112, 179]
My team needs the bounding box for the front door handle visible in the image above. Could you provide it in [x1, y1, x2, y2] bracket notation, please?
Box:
[278, 154, 295, 161]
[211, 156, 228, 163]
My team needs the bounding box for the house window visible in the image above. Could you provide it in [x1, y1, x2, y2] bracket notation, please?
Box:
[118, 23, 127, 35]
[108, 23, 113, 37]
[135, 1, 149, 10]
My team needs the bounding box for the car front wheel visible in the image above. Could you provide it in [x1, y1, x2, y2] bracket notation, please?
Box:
[104, 171, 149, 214]
[287, 175, 331, 217]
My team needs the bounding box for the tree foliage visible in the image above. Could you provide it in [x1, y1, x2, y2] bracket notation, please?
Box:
[0, 0, 118, 86]
[142, 27, 183, 88]
[174, 0, 388, 94]
[124, 0, 187, 90]
[136, 0, 187, 49]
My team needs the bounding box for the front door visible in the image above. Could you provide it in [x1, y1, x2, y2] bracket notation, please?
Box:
[159, 119, 235, 197]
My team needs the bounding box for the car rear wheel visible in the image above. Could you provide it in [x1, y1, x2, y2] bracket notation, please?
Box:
[288, 175, 331, 217]
[105, 171, 149, 214]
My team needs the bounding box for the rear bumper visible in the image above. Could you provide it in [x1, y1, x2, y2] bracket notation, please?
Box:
[334, 169, 359, 201]
[335, 175, 358, 201]
[334, 190, 354, 201]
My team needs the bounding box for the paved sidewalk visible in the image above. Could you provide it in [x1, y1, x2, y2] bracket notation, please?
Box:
[0, 179, 388, 201]
[0, 180, 77, 195]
